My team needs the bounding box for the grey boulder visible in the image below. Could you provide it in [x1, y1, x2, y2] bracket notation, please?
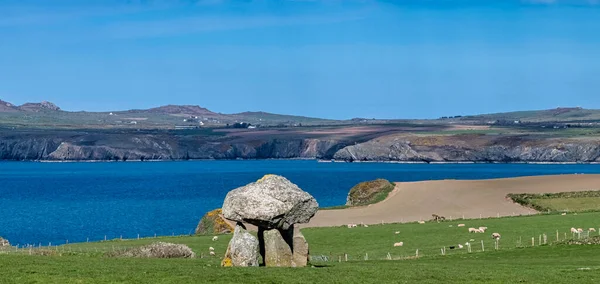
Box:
[222, 223, 260, 267]
[222, 175, 319, 230]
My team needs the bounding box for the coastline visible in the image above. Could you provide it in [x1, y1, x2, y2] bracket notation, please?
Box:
[17, 158, 600, 164]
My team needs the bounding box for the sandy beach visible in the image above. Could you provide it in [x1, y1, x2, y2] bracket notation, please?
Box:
[303, 174, 600, 228]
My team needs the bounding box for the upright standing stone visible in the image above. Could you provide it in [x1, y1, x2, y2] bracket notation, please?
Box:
[292, 227, 309, 267]
[221, 223, 260, 267]
[263, 229, 293, 267]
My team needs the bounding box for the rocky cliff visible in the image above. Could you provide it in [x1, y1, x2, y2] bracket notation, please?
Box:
[0, 129, 348, 161]
[1, 130, 600, 162]
[333, 134, 600, 163]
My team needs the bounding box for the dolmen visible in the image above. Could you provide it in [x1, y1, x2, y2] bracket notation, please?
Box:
[221, 174, 318, 267]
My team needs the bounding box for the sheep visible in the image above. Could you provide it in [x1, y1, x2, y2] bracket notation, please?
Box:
[469, 228, 483, 233]
[209, 251, 216, 256]
[577, 228, 584, 233]
[347, 224, 358, 228]
[478, 227, 488, 232]
[212, 236, 219, 241]
[393, 242, 404, 247]
[458, 244, 464, 249]
[571, 227, 579, 234]
[363, 224, 369, 228]
[457, 224, 466, 227]
[418, 221, 425, 224]
[394, 231, 400, 235]
[491, 233, 501, 240]
[589, 228, 597, 232]
[561, 212, 567, 216]
[209, 247, 215, 251]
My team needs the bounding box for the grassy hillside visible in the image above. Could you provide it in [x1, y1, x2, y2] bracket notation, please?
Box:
[464, 107, 600, 123]
[2, 212, 600, 283]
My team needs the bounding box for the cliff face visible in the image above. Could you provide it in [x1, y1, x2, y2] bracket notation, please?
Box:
[333, 134, 600, 163]
[0, 130, 347, 161]
[1, 131, 599, 162]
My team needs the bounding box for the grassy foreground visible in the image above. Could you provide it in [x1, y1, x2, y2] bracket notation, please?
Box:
[2, 212, 600, 283]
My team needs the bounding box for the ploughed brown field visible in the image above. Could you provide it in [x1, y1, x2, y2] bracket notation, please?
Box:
[303, 174, 600, 228]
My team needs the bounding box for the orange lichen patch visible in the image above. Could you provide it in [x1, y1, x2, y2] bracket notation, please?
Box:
[221, 256, 233, 267]
[256, 174, 276, 183]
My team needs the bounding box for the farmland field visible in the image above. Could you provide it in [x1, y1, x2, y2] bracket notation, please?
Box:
[2, 212, 600, 283]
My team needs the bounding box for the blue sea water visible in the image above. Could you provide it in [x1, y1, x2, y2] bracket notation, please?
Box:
[1, 160, 600, 246]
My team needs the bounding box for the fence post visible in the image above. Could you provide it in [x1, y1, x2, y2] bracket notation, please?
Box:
[539, 235, 541, 245]
[365, 253, 368, 261]
[387, 252, 392, 260]
[345, 253, 348, 262]
[416, 249, 419, 258]
[481, 240, 485, 252]
[556, 230, 559, 242]
[532, 237, 535, 246]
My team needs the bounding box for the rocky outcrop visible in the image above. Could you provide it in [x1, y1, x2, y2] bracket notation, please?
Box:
[0, 237, 10, 247]
[221, 224, 260, 267]
[108, 242, 195, 258]
[346, 179, 395, 206]
[195, 208, 234, 235]
[221, 175, 318, 267]
[222, 175, 319, 230]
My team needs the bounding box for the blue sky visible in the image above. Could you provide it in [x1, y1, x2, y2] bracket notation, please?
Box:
[1, 0, 599, 119]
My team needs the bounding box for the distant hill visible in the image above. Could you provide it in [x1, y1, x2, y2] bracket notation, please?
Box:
[462, 107, 600, 123]
[0, 100, 18, 112]
[0, 99, 338, 129]
[1, 98, 599, 129]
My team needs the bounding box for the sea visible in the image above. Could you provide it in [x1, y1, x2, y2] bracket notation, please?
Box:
[1, 160, 600, 246]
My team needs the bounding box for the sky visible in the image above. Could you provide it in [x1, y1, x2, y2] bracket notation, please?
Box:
[0, 0, 599, 119]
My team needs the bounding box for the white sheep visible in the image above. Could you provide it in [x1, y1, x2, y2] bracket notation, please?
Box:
[561, 212, 567, 216]
[393, 242, 404, 247]
[468, 228, 478, 233]
[363, 224, 369, 228]
[418, 221, 425, 224]
[589, 228, 597, 232]
[347, 224, 358, 228]
[491, 233, 501, 240]
[458, 244, 464, 249]
[571, 227, 579, 234]
[394, 231, 400, 235]
[209, 247, 215, 251]
[577, 228, 584, 233]
[478, 227, 488, 232]
[457, 224, 465, 227]
[212, 236, 219, 241]
[209, 251, 216, 256]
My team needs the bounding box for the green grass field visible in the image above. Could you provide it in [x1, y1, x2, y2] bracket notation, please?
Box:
[509, 191, 600, 213]
[531, 197, 600, 212]
[2, 212, 600, 283]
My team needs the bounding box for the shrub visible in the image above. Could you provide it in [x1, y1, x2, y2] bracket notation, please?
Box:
[346, 179, 395, 206]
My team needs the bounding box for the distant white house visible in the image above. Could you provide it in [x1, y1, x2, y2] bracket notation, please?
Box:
[248, 125, 257, 129]
[109, 112, 114, 116]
